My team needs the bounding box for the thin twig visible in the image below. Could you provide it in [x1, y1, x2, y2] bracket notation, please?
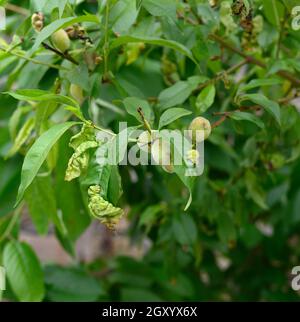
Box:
[177, 10, 198, 25]
[137, 107, 152, 134]
[211, 91, 298, 129]
[0, 47, 68, 70]
[5, 3, 29, 16]
[212, 115, 227, 128]
[42, 42, 79, 65]
[209, 34, 300, 87]
[0, 203, 24, 243]
[196, 59, 248, 92]
[91, 123, 116, 137]
[276, 8, 288, 59]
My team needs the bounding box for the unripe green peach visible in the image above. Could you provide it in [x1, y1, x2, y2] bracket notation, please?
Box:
[70, 84, 84, 105]
[151, 138, 172, 166]
[188, 117, 211, 143]
[51, 29, 71, 53]
[186, 149, 200, 166]
[34, 21, 43, 31]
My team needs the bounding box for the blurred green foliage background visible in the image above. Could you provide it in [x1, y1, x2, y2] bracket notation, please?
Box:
[0, 0, 300, 301]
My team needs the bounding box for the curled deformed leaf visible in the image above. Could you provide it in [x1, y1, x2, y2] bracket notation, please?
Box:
[88, 185, 124, 230]
[69, 124, 96, 149]
[65, 124, 99, 181]
[220, 1, 238, 34]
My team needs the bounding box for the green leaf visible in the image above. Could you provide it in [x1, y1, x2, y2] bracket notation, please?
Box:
[43, 0, 68, 17]
[15, 122, 80, 207]
[229, 111, 265, 129]
[160, 131, 197, 211]
[195, 84, 216, 113]
[31, 15, 100, 52]
[110, 0, 138, 33]
[173, 213, 197, 246]
[121, 288, 162, 301]
[238, 78, 282, 93]
[282, 0, 299, 10]
[44, 265, 104, 302]
[6, 117, 35, 158]
[245, 170, 268, 210]
[262, 0, 285, 26]
[217, 213, 236, 244]
[110, 35, 197, 65]
[80, 146, 112, 198]
[55, 133, 90, 241]
[24, 175, 57, 235]
[158, 76, 207, 110]
[60, 63, 90, 92]
[123, 97, 153, 123]
[288, 58, 300, 73]
[174, 165, 196, 211]
[35, 101, 59, 134]
[158, 107, 192, 129]
[239, 93, 281, 126]
[5, 89, 79, 108]
[3, 241, 45, 302]
[139, 204, 164, 228]
[64, 105, 86, 122]
[8, 105, 32, 139]
[142, 0, 177, 19]
[107, 165, 123, 205]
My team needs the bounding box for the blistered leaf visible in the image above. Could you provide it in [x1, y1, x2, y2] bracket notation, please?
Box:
[65, 124, 99, 181]
[69, 124, 96, 150]
[65, 141, 99, 181]
[88, 185, 124, 230]
[220, 1, 238, 34]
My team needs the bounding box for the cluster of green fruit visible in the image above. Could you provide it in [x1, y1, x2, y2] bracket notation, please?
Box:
[137, 117, 211, 173]
[32, 13, 71, 52]
[31, 13, 88, 105]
